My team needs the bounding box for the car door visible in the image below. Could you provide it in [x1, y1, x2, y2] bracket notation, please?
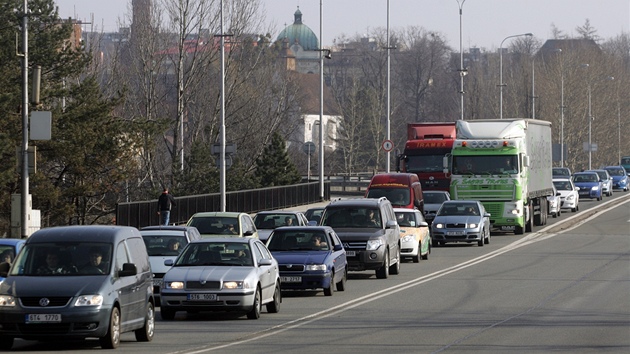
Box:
[328, 231, 347, 282]
[252, 242, 276, 301]
[113, 241, 136, 330]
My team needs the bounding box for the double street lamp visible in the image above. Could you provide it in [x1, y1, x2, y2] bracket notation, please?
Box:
[499, 33, 532, 119]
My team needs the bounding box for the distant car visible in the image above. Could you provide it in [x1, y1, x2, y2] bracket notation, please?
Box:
[547, 184, 562, 218]
[552, 167, 572, 179]
[431, 200, 491, 247]
[186, 212, 258, 238]
[304, 207, 325, 223]
[394, 208, 430, 262]
[587, 169, 613, 197]
[252, 210, 309, 243]
[572, 172, 603, 200]
[160, 238, 281, 320]
[0, 239, 25, 284]
[553, 178, 580, 212]
[266, 226, 347, 296]
[140, 225, 202, 301]
[422, 190, 450, 225]
[603, 166, 629, 192]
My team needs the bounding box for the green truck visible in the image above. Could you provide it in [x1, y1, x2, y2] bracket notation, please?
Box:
[448, 119, 553, 235]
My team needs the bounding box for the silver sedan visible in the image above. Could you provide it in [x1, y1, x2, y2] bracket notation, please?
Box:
[431, 200, 491, 247]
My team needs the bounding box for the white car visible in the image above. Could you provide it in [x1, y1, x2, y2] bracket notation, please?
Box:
[394, 208, 431, 262]
[553, 178, 580, 212]
[547, 185, 561, 218]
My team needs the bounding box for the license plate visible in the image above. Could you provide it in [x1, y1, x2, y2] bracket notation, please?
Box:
[345, 251, 356, 257]
[187, 293, 217, 301]
[446, 231, 465, 236]
[280, 276, 302, 283]
[501, 225, 516, 231]
[26, 314, 61, 323]
[153, 279, 163, 287]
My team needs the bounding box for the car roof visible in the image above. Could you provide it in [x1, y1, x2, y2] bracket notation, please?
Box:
[552, 178, 573, 182]
[26, 225, 140, 244]
[190, 212, 245, 218]
[326, 198, 385, 207]
[393, 207, 419, 213]
[0, 239, 26, 246]
[272, 226, 333, 232]
[141, 225, 197, 232]
[255, 211, 303, 215]
[189, 237, 253, 244]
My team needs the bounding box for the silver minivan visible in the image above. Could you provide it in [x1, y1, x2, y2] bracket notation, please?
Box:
[0, 225, 154, 349]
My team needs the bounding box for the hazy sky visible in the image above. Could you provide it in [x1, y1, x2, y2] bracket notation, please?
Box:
[56, 0, 629, 49]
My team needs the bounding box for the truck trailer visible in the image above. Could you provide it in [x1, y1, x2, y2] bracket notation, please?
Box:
[448, 119, 553, 235]
[397, 122, 456, 192]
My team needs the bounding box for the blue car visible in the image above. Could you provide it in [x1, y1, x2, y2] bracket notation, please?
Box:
[266, 226, 347, 296]
[0, 239, 25, 283]
[572, 172, 603, 200]
[603, 166, 629, 192]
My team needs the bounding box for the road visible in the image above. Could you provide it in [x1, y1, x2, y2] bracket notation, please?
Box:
[10, 193, 630, 353]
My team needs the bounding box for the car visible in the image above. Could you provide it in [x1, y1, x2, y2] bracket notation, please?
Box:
[394, 208, 430, 262]
[603, 166, 629, 192]
[431, 200, 491, 247]
[621, 156, 630, 176]
[0, 239, 25, 284]
[552, 167, 572, 179]
[572, 172, 603, 200]
[252, 210, 309, 243]
[140, 225, 202, 301]
[422, 190, 450, 225]
[159, 237, 281, 320]
[547, 184, 562, 218]
[553, 178, 580, 212]
[587, 169, 613, 197]
[320, 197, 401, 279]
[266, 226, 347, 296]
[186, 212, 259, 238]
[0, 225, 154, 349]
[304, 207, 325, 223]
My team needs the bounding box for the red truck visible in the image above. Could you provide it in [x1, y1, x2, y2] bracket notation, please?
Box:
[396, 122, 456, 192]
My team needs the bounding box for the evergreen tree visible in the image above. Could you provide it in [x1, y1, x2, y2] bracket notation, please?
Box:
[255, 132, 301, 187]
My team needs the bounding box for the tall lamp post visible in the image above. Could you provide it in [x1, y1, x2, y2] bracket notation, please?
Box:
[386, 0, 391, 172]
[20, 0, 29, 237]
[456, 0, 466, 121]
[554, 49, 565, 167]
[499, 32, 532, 119]
[319, 0, 324, 201]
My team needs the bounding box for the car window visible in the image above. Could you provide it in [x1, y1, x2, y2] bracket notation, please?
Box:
[10, 242, 114, 276]
[142, 235, 188, 256]
[115, 241, 130, 274]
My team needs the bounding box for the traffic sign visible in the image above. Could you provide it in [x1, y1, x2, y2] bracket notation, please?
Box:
[303, 141, 316, 155]
[382, 140, 394, 152]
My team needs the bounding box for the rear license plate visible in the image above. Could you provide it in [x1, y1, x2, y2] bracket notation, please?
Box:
[501, 226, 515, 231]
[345, 251, 356, 257]
[280, 276, 302, 283]
[446, 231, 465, 236]
[26, 314, 61, 323]
[187, 293, 217, 301]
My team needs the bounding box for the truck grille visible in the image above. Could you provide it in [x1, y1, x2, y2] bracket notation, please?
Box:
[454, 184, 515, 201]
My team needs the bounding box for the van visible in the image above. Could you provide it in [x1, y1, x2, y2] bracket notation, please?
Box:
[0, 225, 154, 349]
[365, 173, 424, 212]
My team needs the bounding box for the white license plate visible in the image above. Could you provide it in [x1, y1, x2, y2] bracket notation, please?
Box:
[26, 314, 61, 323]
[345, 251, 356, 257]
[446, 231, 465, 236]
[501, 225, 516, 231]
[281, 276, 302, 283]
[187, 293, 217, 301]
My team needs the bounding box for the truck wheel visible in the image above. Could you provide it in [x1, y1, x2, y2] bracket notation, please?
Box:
[515, 226, 524, 235]
[525, 204, 534, 233]
[375, 250, 389, 279]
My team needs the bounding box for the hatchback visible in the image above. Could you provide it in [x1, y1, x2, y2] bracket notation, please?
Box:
[603, 166, 629, 192]
[573, 172, 603, 200]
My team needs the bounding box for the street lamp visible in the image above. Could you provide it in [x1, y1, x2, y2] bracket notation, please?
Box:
[499, 32, 532, 119]
[554, 49, 565, 167]
[319, 0, 325, 200]
[456, 0, 466, 121]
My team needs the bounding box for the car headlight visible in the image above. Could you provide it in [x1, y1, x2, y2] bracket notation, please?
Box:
[434, 223, 444, 229]
[468, 223, 478, 228]
[222, 281, 244, 289]
[366, 239, 383, 250]
[0, 295, 16, 307]
[566, 195, 574, 201]
[402, 235, 414, 242]
[166, 281, 184, 290]
[306, 264, 327, 271]
[75, 295, 103, 306]
[591, 186, 599, 191]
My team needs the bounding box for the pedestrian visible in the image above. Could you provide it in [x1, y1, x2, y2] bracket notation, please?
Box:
[157, 188, 176, 226]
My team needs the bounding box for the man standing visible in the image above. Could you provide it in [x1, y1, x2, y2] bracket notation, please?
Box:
[157, 188, 176, 225]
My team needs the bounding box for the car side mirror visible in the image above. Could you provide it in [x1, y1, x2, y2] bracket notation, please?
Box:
[164, 259, 174, 266]
[418, 221, 428, 227]
[385, 220, 397, 229]
[484, 213, 491, 218]
[243, 230, 254, 236]
[119, 263, 137, 277]
[258, 258, 273, 267]
[333, 244, 343, 251]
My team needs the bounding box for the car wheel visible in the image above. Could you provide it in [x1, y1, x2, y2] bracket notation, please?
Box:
[412, 242, 421, 263]
[598, 194, 602, 201]
[324, 271, 335, 296]
[135, 302, 155, 342]
[477, 236, 484, 247]
[0, 336, 14, 350]
[160, 306, 176, 320]
[484, 230, 490, 244]
[432, 239, 439, 248]
[336, 269, 347, 291]
[375, 250, 389, 279]
[246, 287, 262, 319]
[99, 306, 121, 349]
[266, 283, 281, 313]
[389, 247, 401, 275]
[421, 241, 429, 260]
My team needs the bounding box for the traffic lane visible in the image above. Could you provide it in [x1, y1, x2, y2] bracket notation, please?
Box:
[203, 199, 630, 353]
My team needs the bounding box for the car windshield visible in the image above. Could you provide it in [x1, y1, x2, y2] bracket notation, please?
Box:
[553, 180, 573, 191]
[142, 235, 187, 256]
[10, 242, 113, 276]
[395, 212, 416, 227]
[605, 168, 624, 176]
[267, 230, 330, 251]
[552, 168, 570, 176]
[438, 203, 479, 216]
[188, 217, 239, 235]
[574, 174, 597, 182]
[423, 192, 448, 204]
[321, 207, 381, 228]
[175, 242, 253, 267]
[253, 214, 297, 229]
[366, 188, 410, 206]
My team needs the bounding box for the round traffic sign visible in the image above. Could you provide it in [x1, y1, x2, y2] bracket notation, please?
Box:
[303, 141, 316, 155]
[382, 140, 394, 152]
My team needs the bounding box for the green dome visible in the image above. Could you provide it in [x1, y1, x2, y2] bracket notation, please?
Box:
[276, 8, 319, 51]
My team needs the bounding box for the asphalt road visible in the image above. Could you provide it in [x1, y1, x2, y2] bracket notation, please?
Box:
[9, 192, 630, 353]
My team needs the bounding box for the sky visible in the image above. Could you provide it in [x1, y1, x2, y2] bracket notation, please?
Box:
[55, 0, 630, 50]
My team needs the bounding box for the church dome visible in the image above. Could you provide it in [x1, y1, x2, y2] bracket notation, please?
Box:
[276, 8, 319, 51]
